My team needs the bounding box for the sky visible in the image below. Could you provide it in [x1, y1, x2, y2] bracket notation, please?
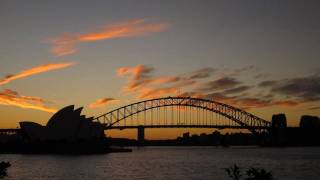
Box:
[0, 0, 320, 139]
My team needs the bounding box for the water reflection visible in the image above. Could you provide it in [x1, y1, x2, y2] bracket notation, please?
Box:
[1, 146, 320, 180]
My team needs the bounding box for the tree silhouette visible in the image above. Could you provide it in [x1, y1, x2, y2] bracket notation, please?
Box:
[0, 161, 11, 179]
[224, 165, 242, 180]
[246, 168, 274, 180]
[225, 164, 274, 180]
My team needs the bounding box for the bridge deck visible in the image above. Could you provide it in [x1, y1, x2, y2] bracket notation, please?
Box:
[95, 96, 271, 134]
[105, 125, 269, 130]
[0, 129, 21, 134]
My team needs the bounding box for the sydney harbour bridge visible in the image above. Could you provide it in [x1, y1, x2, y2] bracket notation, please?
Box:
[93, 96, 272, 142]
[0, 96, 272, 143]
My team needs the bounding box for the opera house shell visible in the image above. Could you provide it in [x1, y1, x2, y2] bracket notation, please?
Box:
[19, 105, 105, 141]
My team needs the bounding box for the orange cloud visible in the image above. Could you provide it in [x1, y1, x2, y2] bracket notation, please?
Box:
[240, 99, 300, 110]
[89, 98, 118, 109]
[0, 89, 56, 113]
[49, 19, 169, 56]
[179, 91, 204, 98]
[0, 62, 76, 86]
[205, 92, 301, 110]
[116, 64, 313, 114]
[138, 87, 178, 99]
[49, 33, 78, 56]
[126, 76, 181, 92]
[237, 98, 273, 109]
[116, 64, 305, 110]
[271, 100, 300, 107]
[117, 65, 199, 99]
[117, 64, 154, 81]
[80, 19, 168, 41]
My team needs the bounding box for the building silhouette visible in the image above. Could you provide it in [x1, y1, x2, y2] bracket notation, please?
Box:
[300, 115, 320, 129]
[19, 105, 104, 142]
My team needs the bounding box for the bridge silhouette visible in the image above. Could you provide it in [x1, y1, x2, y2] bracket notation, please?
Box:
[0, 96, 272, 144]
[94, 97, 271, 143]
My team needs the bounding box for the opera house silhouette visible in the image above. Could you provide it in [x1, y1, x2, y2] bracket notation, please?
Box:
[19, 105, 104, 141]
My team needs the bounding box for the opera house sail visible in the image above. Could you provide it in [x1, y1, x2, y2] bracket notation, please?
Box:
[19, 105, 105, 142]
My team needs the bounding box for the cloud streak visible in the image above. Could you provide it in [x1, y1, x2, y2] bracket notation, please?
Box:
[89, 98, 118, 109]
[271, 76, 320, 101]
[116, 64, 311, 110]
[187, 67, 215, 80]
[258, 75, 320, 102]
[223, 85, 251, 95]
[117, 64, 197, 99]
[0, 89, 56, 113]
[204, 92, 299, 110]
[117, 64, 181, 93]
[117, 64, 154, 81]
[0, 62, 76, 86]
[49, 19, 169, 56]
[138, 87, 178, 99]
[199, 77, 241, 92]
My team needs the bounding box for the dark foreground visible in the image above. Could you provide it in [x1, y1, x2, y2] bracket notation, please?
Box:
[1, 146, 320, 180]
[0, 140, 131, 154]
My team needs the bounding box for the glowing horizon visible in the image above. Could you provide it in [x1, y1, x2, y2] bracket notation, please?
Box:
[0, 1, 319, 139]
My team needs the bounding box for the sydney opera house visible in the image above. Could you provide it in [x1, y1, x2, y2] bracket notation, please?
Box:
[19, 105, 105, 141]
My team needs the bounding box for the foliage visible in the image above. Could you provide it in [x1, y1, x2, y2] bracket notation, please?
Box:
[224, 165, 242, 180]
[0, 161, 11, 179]
[246, 167, 274, 180]
[224, 164, 274, 180]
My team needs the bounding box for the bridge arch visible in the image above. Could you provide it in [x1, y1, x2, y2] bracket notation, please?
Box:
[94, 97, 271, 134]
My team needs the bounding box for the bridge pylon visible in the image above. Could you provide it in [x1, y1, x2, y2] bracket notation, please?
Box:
[137, 126, 145, 146]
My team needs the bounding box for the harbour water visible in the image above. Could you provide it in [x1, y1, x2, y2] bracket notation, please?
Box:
[1, 146, 320, 180]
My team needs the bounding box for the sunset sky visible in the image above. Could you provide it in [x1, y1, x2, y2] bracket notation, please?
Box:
[1, 1, 319, 139]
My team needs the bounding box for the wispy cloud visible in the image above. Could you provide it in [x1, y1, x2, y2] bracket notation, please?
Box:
[89, 98, 118, 109]
[308, 106, 320, 110]
[138, 87, 178, 99]
[258, 80, 278, 87]
[117, 64, 180, 93]
[179, 91, 204, 98]
[198, 77, 241, 92]
[187, 67, 215, 80]
[0, 62, 76, 112]
[0, 62, 76, 86]
[49, 19, 169, 56]
[271, 76, 320, 102]
[116, 64, 312, 110]
[117, 64, 196, 99]
[117, 64, 154, 81]
[204, 92, 299, 110]
[0, 89, 56, 113]
[223, 86, 251, 95]
[126, 77, 181, 92]
[258, 75, 320, 102]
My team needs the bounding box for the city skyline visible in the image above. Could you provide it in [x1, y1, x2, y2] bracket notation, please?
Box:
[1, 1, 319, 139]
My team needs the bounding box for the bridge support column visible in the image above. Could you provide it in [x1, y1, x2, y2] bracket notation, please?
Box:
[137, 126, 145, 146]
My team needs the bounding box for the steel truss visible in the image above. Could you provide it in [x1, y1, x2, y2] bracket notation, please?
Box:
[94, 97, 271, 134]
